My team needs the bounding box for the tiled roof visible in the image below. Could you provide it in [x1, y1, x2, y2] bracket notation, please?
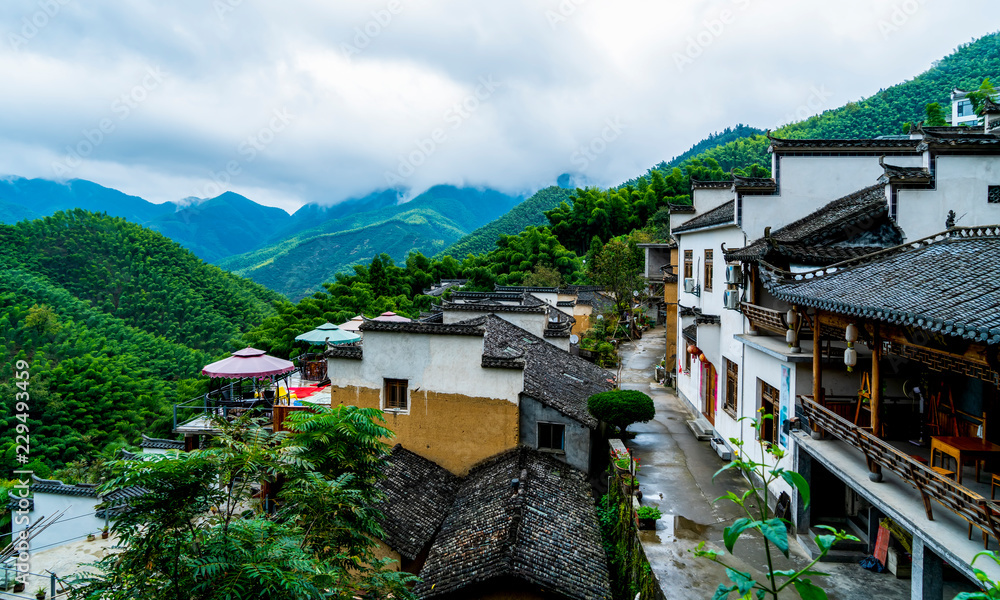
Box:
[358, 320, 487, 336]
[556, 300, 576, 307]
[450, 291, 524, 302]
[30, 475, 99, 497]
[140, 434, 185, 450]
[324, 345, 363, 360]
[483, 316, 611, 428]
[668, 202, 697, 214]
[682, 324, 697, 342]
[916, 128, 1000, 152]
[690, 179, 732, 190]
[733, 176, 776, 192]
[724, 185, 903, 264]
[672, 200, 736, 234]
[414, 447, 611, 600]
[574, 289, 612, 312]
[877, 158, 932, 184]
[768, 135, 921, 151]
[494, 285, 560, 294]
[761, 227, 1000, 345]
[376, 445, 460, 561]
[442, 300, 547, 314]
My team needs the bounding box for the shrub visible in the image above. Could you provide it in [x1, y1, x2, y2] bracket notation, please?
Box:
[636, 506, 661, 520]
[587, 390, 655, 433]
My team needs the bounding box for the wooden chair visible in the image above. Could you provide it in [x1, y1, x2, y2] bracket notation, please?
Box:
[992, 473, 1000, 500]
[957, 411, 988, 483]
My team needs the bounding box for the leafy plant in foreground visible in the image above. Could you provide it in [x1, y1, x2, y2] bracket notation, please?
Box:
[694, 415, 858, 599]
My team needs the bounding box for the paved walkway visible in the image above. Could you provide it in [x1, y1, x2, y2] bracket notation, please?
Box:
[616, 327, 972, 600]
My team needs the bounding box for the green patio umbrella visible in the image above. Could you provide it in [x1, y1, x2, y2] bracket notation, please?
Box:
[294, 322, 361, 346]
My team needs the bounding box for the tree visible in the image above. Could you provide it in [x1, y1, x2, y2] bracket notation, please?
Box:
[588, 237, 643, 318]
[925, 102, 948, 126]
[587, 390, 655, 434]
[967, 78, 997, 114]
[69, 410, 416, 600]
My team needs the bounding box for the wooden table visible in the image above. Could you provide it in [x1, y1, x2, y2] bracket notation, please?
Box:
[930, 436, 1000, 485]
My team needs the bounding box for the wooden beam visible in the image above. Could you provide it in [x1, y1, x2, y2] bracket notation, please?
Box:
[872, 324, 882, 439]
[813, 309, 823, 406]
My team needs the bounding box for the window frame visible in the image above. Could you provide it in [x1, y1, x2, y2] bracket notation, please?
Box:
[704, 249, 714, 291]
[683, 250, 693, 279]
[989, 185, 1000, 204]
[759, 381, 779, 445]
[383, 378, 409, 412]
[537, 422, 566, 453]
[724, 359, 739, 417]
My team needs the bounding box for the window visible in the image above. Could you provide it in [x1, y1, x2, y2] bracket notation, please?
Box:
[989, 186, 1000, 204]
[759, 381, 779, 445]
[683, 250, 693, 279]
[959, 100, 971, 117]
[384, 378, 408, 411]
[684, 345, 692, 372]
[538, 422, 565, 452]
[724, 360, 739, 416]
[704, 249, 714, 291]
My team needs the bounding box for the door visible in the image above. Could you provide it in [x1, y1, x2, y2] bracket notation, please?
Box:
[702, 361, 717, 425]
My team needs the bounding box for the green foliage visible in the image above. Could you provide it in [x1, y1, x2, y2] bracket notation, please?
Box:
[925, 102, 948, 126]
[955, 551, 1000, 599]
[589, 237, 644, 317]
[441, 186, 573, 258]
[460, 226, 583, 290]
[587, 390, 655, 433]
[69, 409, 416, 600]
[967, 78, 998, 114]
[244, 252, 458, 357]
[636, 505, 661, 520]
[693, 416, 858, 599]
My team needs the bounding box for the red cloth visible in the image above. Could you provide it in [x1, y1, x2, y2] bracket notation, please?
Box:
[289, 386, 327, 397]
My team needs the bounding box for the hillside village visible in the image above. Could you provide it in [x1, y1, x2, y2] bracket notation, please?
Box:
[4, 85, 1000, 600]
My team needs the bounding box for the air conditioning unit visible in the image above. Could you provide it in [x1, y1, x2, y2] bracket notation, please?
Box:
[684, 278, 697, 294]
[724, 289, 740, 310]
[725, 265, 742, 285]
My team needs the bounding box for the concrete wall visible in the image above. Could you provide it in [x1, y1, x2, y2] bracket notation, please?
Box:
[326, 331, 524, 475]
[519, 395, 591, 473]
[897, 154, 1000, 238]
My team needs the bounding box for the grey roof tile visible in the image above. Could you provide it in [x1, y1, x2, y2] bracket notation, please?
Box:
[673, 200, 736, 233]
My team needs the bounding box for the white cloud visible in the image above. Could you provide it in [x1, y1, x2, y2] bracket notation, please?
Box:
[0, 0, 995, 209]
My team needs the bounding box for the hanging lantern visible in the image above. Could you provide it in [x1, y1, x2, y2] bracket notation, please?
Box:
[845, 324, 858, 343]
[785, 329, 796, 344]
[786, 309, 797, 327]
[844, 347, 857, 371]
[687, 344, 699, 356]
[699, 353, 709, 363]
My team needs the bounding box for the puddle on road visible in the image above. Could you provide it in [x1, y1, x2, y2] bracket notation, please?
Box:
[644, 515, 710, 542]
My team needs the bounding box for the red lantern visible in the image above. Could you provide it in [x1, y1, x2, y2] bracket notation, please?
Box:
[687, 344, 699, 355]
[699, 353, 709, 363]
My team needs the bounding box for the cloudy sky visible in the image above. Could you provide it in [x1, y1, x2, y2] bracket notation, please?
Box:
[0, 1, 996, 212]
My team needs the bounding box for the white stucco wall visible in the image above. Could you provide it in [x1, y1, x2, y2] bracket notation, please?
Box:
[897, 154, 1000, 238]
[441, 308, 547, 339]
[742, 154, 922, 242]
[327, 331, 524, 407]
[12, 491, 105, 552]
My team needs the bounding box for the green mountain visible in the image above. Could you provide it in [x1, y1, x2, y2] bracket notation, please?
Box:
[0, 177, 178, 223]
[439, 186, 573, 259]
[0, 210, 281, 474]
[145, 192, 292, 263]
[218, 185, 522, 299]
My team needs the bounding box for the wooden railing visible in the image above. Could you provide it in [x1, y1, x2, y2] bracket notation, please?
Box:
[741, 303, 813, 337]
[800, 396, 1000, 546]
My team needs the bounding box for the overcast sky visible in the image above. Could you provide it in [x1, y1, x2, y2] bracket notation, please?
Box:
[0, 1, 996, 213]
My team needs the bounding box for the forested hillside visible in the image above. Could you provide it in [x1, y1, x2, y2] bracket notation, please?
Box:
[440, 186, 572, 258]
[0, 210, 281, 474]
[220, 186, 522, 299]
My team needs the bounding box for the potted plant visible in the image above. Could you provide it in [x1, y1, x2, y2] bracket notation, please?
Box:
[13, 582, 25, 593]
[101, 526, 109, 539]
[86, 533, 96, 542]
[611, 450, 631, 474]
[636, 505, 662, 530]
[35, 586, 46, 600]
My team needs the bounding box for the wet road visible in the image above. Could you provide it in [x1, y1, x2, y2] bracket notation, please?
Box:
[617, 327, 930, 600]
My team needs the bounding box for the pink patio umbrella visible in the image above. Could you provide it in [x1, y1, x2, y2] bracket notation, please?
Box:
[372, 311, 411, 323]
[201, 347, 295, 378]
[338, 315, 365, 332]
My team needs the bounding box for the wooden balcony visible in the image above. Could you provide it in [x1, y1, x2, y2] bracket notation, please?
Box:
[741, 302, 813, 337]
[798, 395, 1000, 581]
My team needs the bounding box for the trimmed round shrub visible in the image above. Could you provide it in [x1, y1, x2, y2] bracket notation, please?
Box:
[587, 389, 655, 433]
